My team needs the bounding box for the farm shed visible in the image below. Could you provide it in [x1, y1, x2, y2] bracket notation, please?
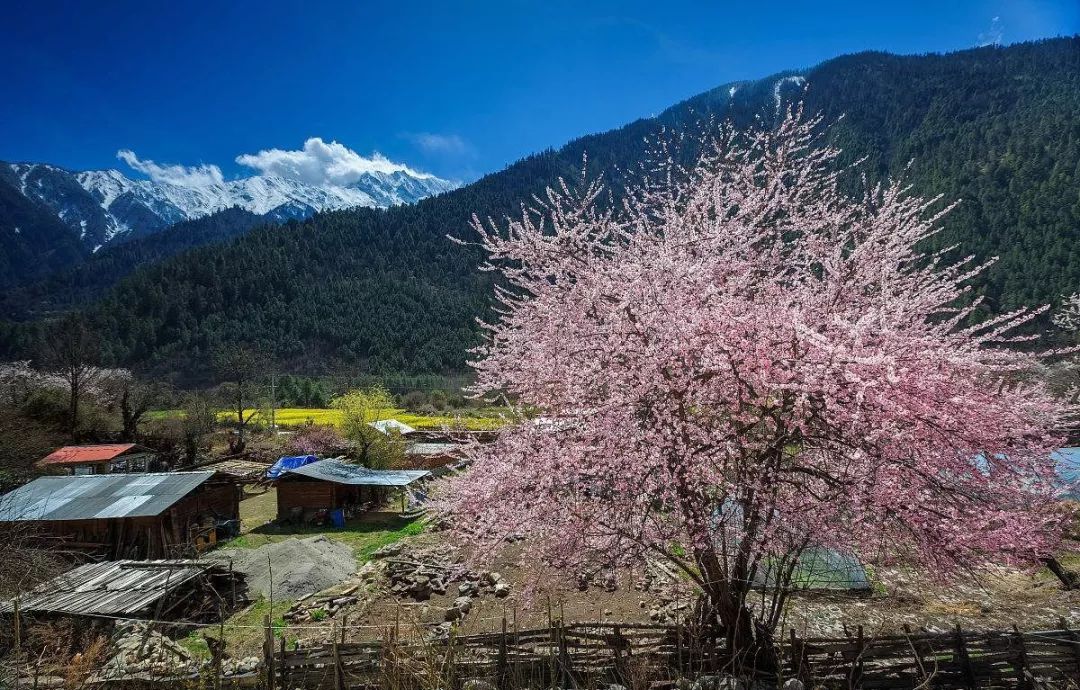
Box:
[35, 443, 157, 475]
[404, 441, 465, 469]
[0, 559, 246, 621]
[275, 459, 429, 521]
[369, 419, 416, 436]
[196, 457, 274, 484]
[0, 471, 241, 558]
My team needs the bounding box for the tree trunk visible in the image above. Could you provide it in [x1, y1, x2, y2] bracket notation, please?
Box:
[120, 389, 137, 441]
[68, 372, 80, 442]
[696, 570, 780, 675]
[233, 388, 246, 454]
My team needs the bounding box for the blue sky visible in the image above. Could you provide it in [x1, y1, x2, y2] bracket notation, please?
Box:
[1, 1, 1076, 183]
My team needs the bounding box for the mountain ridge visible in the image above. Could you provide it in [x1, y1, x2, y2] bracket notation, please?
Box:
[1, 158, 458, 253]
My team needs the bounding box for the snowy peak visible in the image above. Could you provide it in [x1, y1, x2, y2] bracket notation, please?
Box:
[6, 158, 458, 250]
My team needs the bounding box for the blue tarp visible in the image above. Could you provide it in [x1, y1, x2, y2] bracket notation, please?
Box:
[266, 455, 318, 480]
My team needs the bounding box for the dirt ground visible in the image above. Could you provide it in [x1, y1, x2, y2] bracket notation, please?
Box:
[344, 531, 1080, 641]
[208, 490, 1080, 653]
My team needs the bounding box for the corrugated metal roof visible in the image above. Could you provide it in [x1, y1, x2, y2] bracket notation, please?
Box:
[0, 560, 222, 616]
[283, 459, 428, 486]
[405, 442, 461, 456]
[0, 471, 216, 522]
[38, 444, 142, 466]
[369, 419, 416, 435]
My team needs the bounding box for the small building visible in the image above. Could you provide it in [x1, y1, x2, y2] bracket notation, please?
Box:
[0, 471, 241, 558]
[0, 559, 247, 621]
[196, 457, 275, 484]
[36, 443, 157, 475]
[404, 441, 465, 469]
[369, 419, 416, 436]
[275, 459, 428, 522]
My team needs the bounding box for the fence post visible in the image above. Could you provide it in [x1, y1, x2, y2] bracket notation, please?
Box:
[847, 624, 864, 690]
[333, 620, 345, 690]
[497, 615, 509, 690]
[954, 624, 976, 690]
[548, 617, 557, 686]
[788, 628, 808, 686]
[1060, 617, 1080, 677]
[612, 624, 627, 685]
[903, 624, 928, 685]
[556, 620, 572, 688]
[263, 614, 276, 690]
[1011, 625, 1031, 690]
[279, 631, 287, 690]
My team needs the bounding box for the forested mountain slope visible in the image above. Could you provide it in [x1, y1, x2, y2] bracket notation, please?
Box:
[0, 207, 274, 318]
[3, 37, 1077, 377]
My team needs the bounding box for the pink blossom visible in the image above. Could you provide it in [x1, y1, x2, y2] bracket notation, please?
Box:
[437, 109, 1072, 653]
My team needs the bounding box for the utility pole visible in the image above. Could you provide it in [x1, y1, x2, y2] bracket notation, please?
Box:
[269, 372, 277, 432]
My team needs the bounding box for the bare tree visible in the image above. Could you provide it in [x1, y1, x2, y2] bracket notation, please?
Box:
[40, 314, 103, 441]
[211, 344, 266, 454]
[180, 393, 217, 465]
[96, 370, 170, 441]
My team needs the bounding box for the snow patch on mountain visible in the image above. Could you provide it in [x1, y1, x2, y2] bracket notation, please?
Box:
[8, 145, 457, 249]
[773, 76, 806, 113]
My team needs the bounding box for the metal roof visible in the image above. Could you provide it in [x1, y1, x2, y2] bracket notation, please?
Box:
[283, 459, 429, 486]
[0, 560, 223, 616]
[37, 443, 144, 466]
[369, 419, 416, 435]
[0, 471, 216, 522]
[405, 442, 461, 456]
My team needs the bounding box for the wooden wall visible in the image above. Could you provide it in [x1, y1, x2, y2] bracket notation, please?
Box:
[20, 477, 241, 559]
[276, 479, 388, 519]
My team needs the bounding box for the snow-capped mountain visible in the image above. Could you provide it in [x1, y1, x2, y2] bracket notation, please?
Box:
[4, 161, 457, 251]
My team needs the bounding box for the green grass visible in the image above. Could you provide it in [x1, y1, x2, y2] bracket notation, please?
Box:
[222, 495, 427, 565]
[201, 596, 295, 656]
[223, 513, 426, 561]
[178, 632, 212, 661]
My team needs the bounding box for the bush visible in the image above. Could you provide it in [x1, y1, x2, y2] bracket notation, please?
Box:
[401, 390, 428, 411]
[285, 423, 346, 456]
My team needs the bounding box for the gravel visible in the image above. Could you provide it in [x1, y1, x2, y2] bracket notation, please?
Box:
[210, 535, 356, 600]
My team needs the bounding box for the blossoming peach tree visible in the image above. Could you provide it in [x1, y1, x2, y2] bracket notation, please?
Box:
[439, 109, 1071, 666]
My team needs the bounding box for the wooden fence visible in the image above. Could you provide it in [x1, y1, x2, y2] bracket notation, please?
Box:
[270, 618, 1080, 690]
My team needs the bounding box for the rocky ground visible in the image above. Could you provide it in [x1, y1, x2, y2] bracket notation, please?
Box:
[340, 531, 1080, 641]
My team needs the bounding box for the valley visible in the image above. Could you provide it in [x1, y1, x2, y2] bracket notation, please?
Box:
[1, 19, 1080, 690]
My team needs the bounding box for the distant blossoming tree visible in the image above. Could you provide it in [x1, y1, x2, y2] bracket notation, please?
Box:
[440, 109, 1071, 665]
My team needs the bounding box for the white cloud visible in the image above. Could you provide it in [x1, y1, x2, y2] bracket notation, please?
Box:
[407, 132, 472, 156]
[978, 16, 1004, 47]
[116, 149, 224, 186]
[235, 137, 432, 185]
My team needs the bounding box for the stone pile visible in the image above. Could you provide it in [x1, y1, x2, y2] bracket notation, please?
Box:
[101, 622, 199, 679]
[371, 543, 511, 634]
[574, 560, 694, 624]
[218, 655, 262, 676]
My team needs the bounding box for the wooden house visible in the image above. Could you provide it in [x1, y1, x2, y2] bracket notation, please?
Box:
[275, 459, 428, 522]
[0, 471, 241, 558]
[35, 443, 157, 475]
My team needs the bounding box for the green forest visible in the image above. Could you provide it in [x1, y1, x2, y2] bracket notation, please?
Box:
[2, 37, 1078, 379]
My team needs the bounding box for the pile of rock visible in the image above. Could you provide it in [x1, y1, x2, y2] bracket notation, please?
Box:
[385, 557, 454, 600]
[100, 622, 199, 679]
[218, 655, 261, 677]
[373, 543, 463, 601]
[371, 544, 512, 634]
[284, 585, 362, 623]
